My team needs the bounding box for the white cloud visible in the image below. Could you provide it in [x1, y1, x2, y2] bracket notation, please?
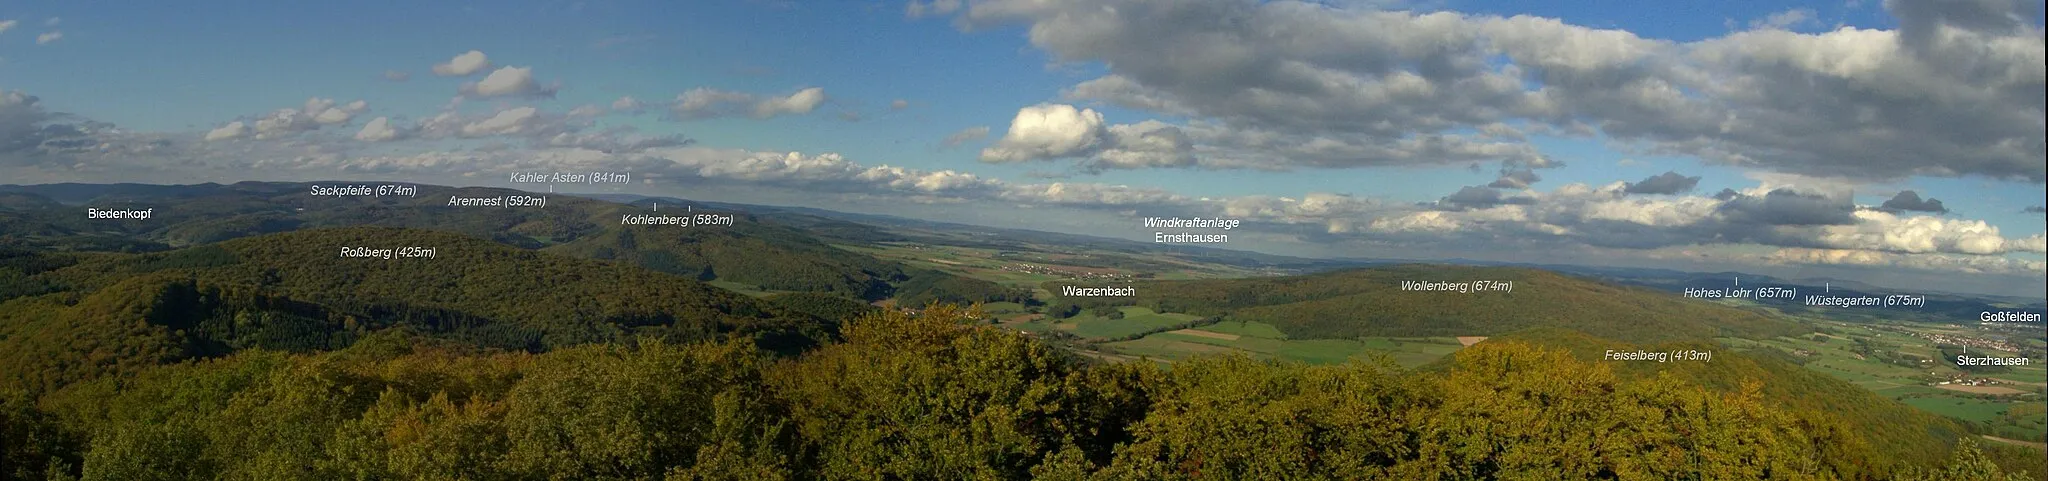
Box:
[204, 122, 247, 142]
[543, 131, 690, 153]
[35, 31, 61, 45]
[459, 107, 541, 137]
[239, 98, 367, 140]
[432, 50, 491, 76]
[458, 66, 557, 98]
[354, 117, 402, 142]
[566, 104, 605, 118]
[2015, 234, 2048, 254]
[201, 98, 366, 142]
[1764, 248, 2044, 275]
[945, 0, 2045, 182]
[980, 103, 1107, 162]
[1809, 210, 2028, 255]
[751, 87, 826, 118]
[997, 181, 1188, 206]
[313, 100, 366, 124]
[890, 99, 911, 110]
[0, 20, 17, 34]
[383, 70, 411, 82]
[1748, 8, 1819, 30]
[671, 88, 756, 119]
[44, 18, 58, 27]
[1095, 121, 1196, 170]
[667, 87, 826, 120]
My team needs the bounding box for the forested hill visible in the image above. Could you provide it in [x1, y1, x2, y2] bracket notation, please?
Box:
[542, 216, 904, 298]
[1440, 327, 1981, 472]
[2, 305, 2037, 479]
[0, 182, 1002, 302]
[1047, 264, 1804, 343]
[0, 226, 831, 395]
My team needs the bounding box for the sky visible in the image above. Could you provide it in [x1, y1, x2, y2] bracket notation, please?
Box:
[2, 0, 2044, 297]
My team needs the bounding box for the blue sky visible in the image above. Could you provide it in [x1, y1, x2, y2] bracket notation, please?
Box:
[2, 0, 2043, 295]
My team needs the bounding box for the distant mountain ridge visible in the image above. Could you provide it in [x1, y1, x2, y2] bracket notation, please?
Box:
[0, 182, 1018, 304]
[6, 182, 2037, 307]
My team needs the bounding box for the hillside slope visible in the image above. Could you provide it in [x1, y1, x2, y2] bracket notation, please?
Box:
[1449, 327, 1991, 473]
[0, 183, 938, 300]
[1049, 264, 1803, 343]
[0, 226, 830, 395]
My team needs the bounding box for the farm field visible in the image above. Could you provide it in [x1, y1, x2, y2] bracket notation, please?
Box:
[1719, 319, 2046, 442]
[1095, 320, 1466, 367]
[1007, 306, 1202, 340]
[833, 241, 1266, 294]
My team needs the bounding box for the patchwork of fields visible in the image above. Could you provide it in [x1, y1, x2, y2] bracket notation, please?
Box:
[839, 240, 2047, 446]
[1718, 320, 2046, 442]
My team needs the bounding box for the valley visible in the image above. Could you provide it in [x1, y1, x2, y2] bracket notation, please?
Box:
[1, 181, 2043, 478]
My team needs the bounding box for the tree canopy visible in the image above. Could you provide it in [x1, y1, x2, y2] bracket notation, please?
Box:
[3, 304, 2038, 480]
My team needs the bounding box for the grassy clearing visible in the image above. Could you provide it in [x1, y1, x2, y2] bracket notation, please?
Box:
[1902, 397, 2018, 424]
[1094, 320, 1465, 368]
[1199, 320, 1289, 339]
[1065, 307, 1201, 339]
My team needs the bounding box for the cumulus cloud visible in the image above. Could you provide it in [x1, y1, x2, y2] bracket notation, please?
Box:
[1765, 248, 2043, 275]
[998, 181, 1188, 207]
[1093, 121, 1196, 170]
[980, 104, 1107, 162]
[1439, 185, 1536, 208]
[34, 89, 2035, 281]
[942, 0, 2045, 182]
[1, 89, 74, 153]
[459, 66, 557, 99]
[751, 87, 826, 118]
[203, 98, 367, 142]
[354, 117, 402, 142]
[263, 99, 365, 138]
[459, 107, 543, 137]
[1747, 8, 1819, 31]
[542, 130, 692, 153]
[1623, 171, 1702, 195]
[666, 88, 825, 120]
[1810, 209, 2025, 254]
[1487, 169, 1542, 189]
[1347, 179, 2044, 261]
[940, 126, 990, 148]
[432, 50, 491, 76]
[1876, 190, 1948, 213]
[0, 89, 183, 169]
[204, 122, 248, 142]
[671, 88, 754, 119]
[1715, 188, 1857, 226]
